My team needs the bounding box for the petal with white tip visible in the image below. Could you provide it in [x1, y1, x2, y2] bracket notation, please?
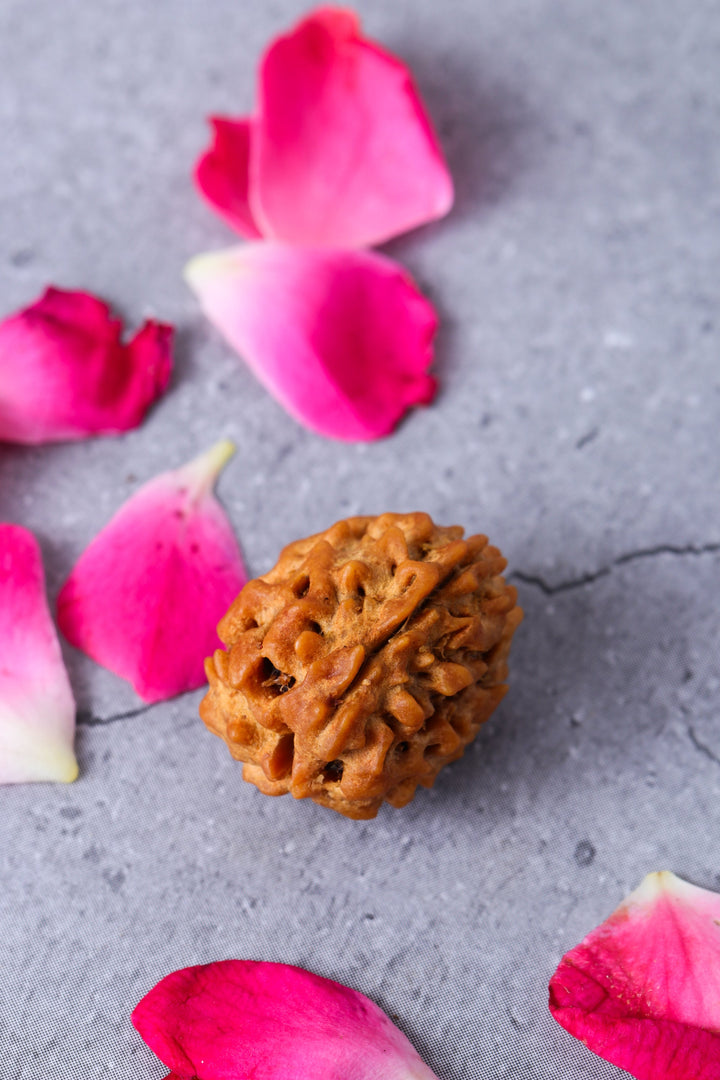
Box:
[549, 871, 720, 1080]
[0, 524, 78, 784]
[57, 442, 246, 703]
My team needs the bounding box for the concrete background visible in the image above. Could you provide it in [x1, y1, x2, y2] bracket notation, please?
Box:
[1, 0, 718, 1077]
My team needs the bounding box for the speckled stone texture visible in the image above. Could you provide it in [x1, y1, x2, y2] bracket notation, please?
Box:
[0, 1, 718, 1078]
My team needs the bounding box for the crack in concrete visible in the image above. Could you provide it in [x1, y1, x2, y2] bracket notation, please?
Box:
[76, 703, 159, 727]
[576, 427, 599, 450]
[687, 724, 720, 769]
[73, 544, 719, 725]
[512, 541, 720, 596]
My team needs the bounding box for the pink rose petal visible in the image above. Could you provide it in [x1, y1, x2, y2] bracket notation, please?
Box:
[0, 287, 173, 444]
[195, 117, 263, 239]
[549, 871, 720, 1080]
[132, 959, 440, 1080]
[185, 243, 437, 441]
[57, 441, 246, 703]
[250, 7, 453, 246]
[0, 524, 78, 784]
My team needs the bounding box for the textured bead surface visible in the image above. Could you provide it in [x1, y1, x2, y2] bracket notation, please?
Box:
[200, 513, 523, 818]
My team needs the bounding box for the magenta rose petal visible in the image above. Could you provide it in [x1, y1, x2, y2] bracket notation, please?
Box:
[57, 441, 246, 703]
[549, 871, 720, 1080]
[0, 286, 173, 444]
[185, 243, 437, 441]
[248, 7, 453, 247]
[0, 524, 78, 784]
[195, 117, 264, 238]
[132, 959, 440, 1080]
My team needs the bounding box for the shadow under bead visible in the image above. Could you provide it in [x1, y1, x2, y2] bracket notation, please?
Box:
[200, 512, 523, 819]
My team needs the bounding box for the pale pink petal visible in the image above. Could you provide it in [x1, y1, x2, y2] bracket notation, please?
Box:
[249, 7, 453, 247]
[194, 117, 263, 238]
[549, 871, 720, 1079]
[132, 959, 440, 1080]
[57, 441, 246, 703]
[0, 524, 78, 784]
[0, 287, 173, 444]
[185, 243, 437, 441]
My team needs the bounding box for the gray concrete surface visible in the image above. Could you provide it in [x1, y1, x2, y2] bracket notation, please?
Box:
[1, 0, 719, 1077]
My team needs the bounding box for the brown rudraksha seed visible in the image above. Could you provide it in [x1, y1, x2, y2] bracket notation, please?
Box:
[200, 512, 523, 820]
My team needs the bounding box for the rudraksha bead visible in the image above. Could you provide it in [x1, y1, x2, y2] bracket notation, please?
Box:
[200, 513, 522, 819]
